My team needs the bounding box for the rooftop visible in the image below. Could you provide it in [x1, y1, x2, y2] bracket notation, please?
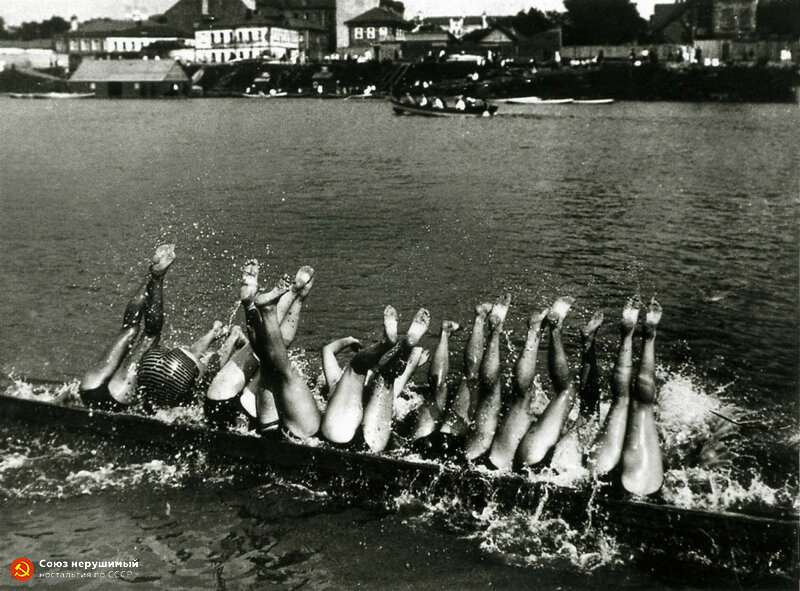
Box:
[69, 59, 189, 82]
[68, 20, 189, 38]
[345, 7, 411, 28]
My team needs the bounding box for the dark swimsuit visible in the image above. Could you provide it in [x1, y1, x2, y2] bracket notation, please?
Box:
[79, 384, 128, 412]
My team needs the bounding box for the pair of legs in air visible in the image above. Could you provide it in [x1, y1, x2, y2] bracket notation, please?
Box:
[488, 297, 577, 469]
[321, 306, 430, 451]
[237, 260, 318, 438]
[587, 297, 664, 496]
[79, 245, 243, 412]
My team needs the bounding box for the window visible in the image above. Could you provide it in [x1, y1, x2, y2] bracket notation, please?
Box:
[396, 29, 405, 40]
[366, 27, 375, 39]
[354, 27, 363, 40]
[379, 26, 388, 39]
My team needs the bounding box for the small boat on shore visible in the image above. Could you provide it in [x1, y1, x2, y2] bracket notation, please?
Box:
[8, 92, 95, 99]
[504, 96, 574, 105]
[0, 386, 796, 580]
[390, 98, 497, 117]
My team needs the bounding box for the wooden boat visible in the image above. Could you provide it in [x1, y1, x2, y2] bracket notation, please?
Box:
[391, 98, 497, 118]
[573, 99, 615, 105]
[241, 91, 288, 98]
[0, 389, 796, 580]
[504, 96, 574, 105]
[8, 92, 95, 99]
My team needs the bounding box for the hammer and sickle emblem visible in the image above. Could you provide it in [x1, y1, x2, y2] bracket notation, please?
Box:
[15, 563, 30, 577]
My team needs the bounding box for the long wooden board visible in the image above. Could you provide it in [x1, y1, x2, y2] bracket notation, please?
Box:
[0, 392, 796, 578]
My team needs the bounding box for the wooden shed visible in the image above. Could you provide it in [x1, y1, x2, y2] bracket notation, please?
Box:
[68, 59, 190, 98]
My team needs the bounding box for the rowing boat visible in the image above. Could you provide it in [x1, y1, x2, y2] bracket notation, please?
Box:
[390, 99, 497, 118]
[0, 389, 796, 579]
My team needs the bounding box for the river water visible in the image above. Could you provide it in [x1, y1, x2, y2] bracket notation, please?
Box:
[0, 98, 797, 588]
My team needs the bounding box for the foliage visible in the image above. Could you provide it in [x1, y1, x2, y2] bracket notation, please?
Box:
[379, 0, 405, 16]
[0, 16, 70, 41]
[562, 0, 647, 45]
[757, 0, 800, 37]
[499, 8, 559, 37]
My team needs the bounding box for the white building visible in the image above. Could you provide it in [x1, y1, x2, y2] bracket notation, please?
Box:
[194, 18, 301, 63]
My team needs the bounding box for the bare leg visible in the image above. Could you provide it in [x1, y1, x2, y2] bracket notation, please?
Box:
[321, 337, 362, 390]
[489, 308, 548, 470]
[321, 306, 397, 443]
[440, 302, 492, 435]
[579, 311, 604, 419]
[98, 245, 175, 406]
[206, 272, 290, 402]
[516, 296, 577, 467]
[622, 299, 664, 496]
[362, 309, 430, 450]
[80, 245, 175, 395]
[239, 261, 319, 438]
[186, 321, 226, 361]
[272, 266, 314, 347]
[364, 346, 427, 452]
[587, 296, 641, 476]
[465, 294, 510, 461]
[411, 321, 460, 441]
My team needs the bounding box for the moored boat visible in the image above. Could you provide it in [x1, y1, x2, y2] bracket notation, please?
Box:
[8, 92, 95, 99]
[573, 99, 615, 105]
[390, 98, 497, 117]
[0, 387, 796, 580]
[504, 96, 574, 105]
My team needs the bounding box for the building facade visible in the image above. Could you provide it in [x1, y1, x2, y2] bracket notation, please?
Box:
[55, 18, 188, 70]
[343, 6, 411, 59]
[194, 18, 301, 62]
[336, 0, 379, 51]
[160, 0, 256, 33]
[257, 0, 336, 54]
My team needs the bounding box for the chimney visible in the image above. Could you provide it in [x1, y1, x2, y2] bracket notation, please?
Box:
[482, 11, 487, 29]
[70, 15, 79, 31]
[202, 0, 209, 16]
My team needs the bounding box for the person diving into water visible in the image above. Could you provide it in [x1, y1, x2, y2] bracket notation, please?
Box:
[79, 245, 244, 413]
[239, 260, 321, 439]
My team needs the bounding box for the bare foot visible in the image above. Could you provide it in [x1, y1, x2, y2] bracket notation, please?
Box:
[644, 298, 662, 336]
[488, 293, 512, 327]
[150, 244, 176, 276]
[408, 346, 431, 369]
[441, 320, 461, 335]
[547, 296, 575, 327]
[240, 259, 260, 304]
[475, 302, 493, 318]
[255, 274, 291, 307]
[209, 320, 226, 341]
[528, 308, 549, 330]
[581, 310, 605, 339]
[383, 305, 398, 345]
[621, 295, 643, 331]
[405, 308, 431, 347]
[228, 325, 248, 348]
[292, 265, 315, 298]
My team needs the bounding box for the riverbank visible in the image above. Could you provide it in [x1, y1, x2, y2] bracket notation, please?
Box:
[1, 59, 797, 102]
[190, 60, 800, 103]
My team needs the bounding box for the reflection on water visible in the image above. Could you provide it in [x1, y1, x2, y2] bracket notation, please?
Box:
[0, 98, 798, 587]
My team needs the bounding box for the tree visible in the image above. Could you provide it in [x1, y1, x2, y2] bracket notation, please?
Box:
[757, 0, 800, 38]
[379, 0, 405, 16]
[503, 8, 558, 36]
[6, 16, 70, 40]
[562, 0, 647, 45]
